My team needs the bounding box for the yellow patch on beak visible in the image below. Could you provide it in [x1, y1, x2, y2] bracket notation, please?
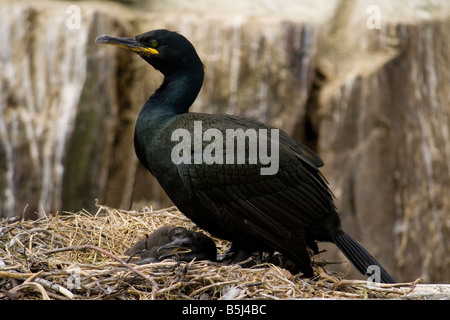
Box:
[135, 47, 159, 56]
[170, 247, 191, 254]
[112, 44, 158, 56]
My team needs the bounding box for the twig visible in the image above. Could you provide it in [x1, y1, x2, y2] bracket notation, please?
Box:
[33, 277, 74, 299]
[43, 244, 159, 299]
[0, 271, 36, 279]
[9, 282, 51, 300]
[332, 278, 421, 295]
[189, 279, 242, 297]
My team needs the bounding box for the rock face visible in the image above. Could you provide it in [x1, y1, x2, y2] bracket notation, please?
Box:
[0, 2, 129, 218]
[0, 0, 449, 283]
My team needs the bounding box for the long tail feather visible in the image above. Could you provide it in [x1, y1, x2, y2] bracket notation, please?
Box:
[331, 231, 395, 284]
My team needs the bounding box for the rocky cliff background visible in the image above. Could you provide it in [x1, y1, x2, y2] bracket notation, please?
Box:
[1, 0, 449, 284]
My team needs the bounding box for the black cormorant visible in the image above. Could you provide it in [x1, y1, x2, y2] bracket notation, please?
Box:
[96, 29, 395, 283]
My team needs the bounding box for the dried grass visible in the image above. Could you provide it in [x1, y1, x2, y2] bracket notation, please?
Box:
[0, 202, 419, 300]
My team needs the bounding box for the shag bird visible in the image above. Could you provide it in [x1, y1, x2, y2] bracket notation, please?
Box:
[96, 29, 395, 283]
[125, 225, 217, 263]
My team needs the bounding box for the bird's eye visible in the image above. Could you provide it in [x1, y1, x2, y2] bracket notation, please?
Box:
[149, 39, 159, 48]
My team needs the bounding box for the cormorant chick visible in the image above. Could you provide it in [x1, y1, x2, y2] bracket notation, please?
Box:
[125, 225, 217, 264]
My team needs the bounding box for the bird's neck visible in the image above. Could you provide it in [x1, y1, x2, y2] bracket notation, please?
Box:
[133, 69, 204, 167]
[144, 70, 204, 116]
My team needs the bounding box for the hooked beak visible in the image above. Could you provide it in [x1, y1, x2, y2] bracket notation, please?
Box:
[95, 35, 159, 56]
[157, 239, 192, 260]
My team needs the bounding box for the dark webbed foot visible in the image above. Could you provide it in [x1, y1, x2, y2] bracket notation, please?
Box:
[217, 243, 253, 266]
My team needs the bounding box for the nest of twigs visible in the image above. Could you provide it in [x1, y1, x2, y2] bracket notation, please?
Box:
[0, 203, 419, 300]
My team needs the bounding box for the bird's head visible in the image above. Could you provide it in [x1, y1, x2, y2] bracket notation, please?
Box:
[157, 227, 217, 262]
[96, 29, 204, 77]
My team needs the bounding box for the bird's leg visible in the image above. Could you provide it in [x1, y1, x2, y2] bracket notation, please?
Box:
[217, 243, 252, 265]
[233, 249, 252, 264]
[306, 238, 320, 255]
[256, 251, 264, 265]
